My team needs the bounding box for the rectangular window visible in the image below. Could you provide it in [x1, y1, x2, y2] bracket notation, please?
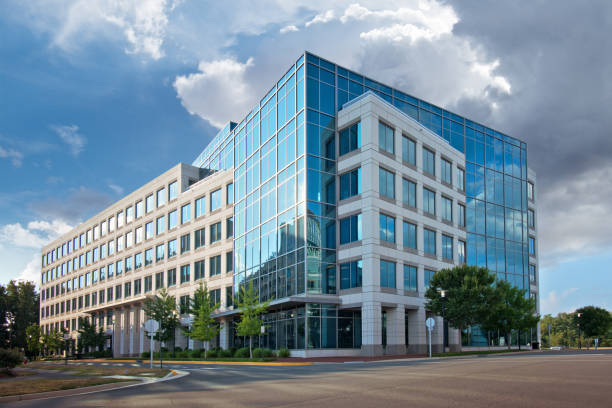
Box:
[529, 236, 536, 255]
[339, 260, 362, 290]
[458, 204, 466, 227]
[125, 256, 133, 272]
[194, 260, 205, 280]
[210, 222, 221, 244]
[226, 286, 233, 308]
[528, 209, 535, 228]
[99, 289, 105, 304]
[125, 231, 133, 248]
[226, 251, 233, 273]
[379, 167, 395, 199]
[339, 214, 362, 244]
[99, 266, 105, 281]
[108, 263, 114, 277]
[529, 264, 536, 283]
[379, 213, 395, 243]
[458, 240, 466, 263]
[380, 260, 396, 288]
[378, 122, 394, 154]
[195, 196, 206, 218]
[181, 203, 191, 224]
[457, 167, 465, 191]
[107, 287, 113, 302]
[145, 248, 153, 266]
[210, 289, 221, 308]
[339, 167, 361, 200]
[157, 187, 166, 207]
[194, 227, 205, 249]
[210, 189, 221, 211]
[156, 215, 165, 234]
[109, 216, 115, 232]
[423, 147, 435, 176]
[339, 121, 361, 156]
[424, 228, 436, 255]
[124, 281, 131, 297]
[226, 183, 234, 205]
[226, 217, 233, 238]
[180, 233, 190, 254]
[423, 188, 436, 215]
[145, 194, 154, 213]
[442, 234, 453, 260]
[402, 136, 416, 165]
[403, 265, 418, 291]
[441, 196, 452, 222]
[210, 255, 221, 277]
[167, 268, 176, 287]
[168, 239, 177, 258]
[402, 178, 416, 207]
[179, 295, 189, 314]
[126, 206, 133, 224]
[402, 221, 417, 249]
[145, 222, 153, 240]
[168, 181, 178, 201]
[180, 264, 190, 284]
[155, 272, 164, 289]
[135, 226, 143, 244]
[134, 279, 141, 295]
[528, 182, 534, 200]
[424, 269, 435, 288]
[135, 200, 143, 218]
[441, 158, 452, 184]
[144, 276, 152, 292]
[168, 210, 177, 229]
[115, 285, 122, 300]
[156, 244, 165, 262]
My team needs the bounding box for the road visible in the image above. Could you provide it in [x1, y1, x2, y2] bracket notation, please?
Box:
[9, 350, 612, 408]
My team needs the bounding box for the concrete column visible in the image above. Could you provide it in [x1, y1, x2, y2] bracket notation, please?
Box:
[432, 315, 444, 353]
[119, 308, 126, 356]
[139, 307, 145, 354]
[385, 305, 406, 355]
[129, 307, 135, 356]
[407, 307, 426, 354]
[361, 301, 382, 356]
[113, 309, 121, 357]
[219, 319, 229, 350]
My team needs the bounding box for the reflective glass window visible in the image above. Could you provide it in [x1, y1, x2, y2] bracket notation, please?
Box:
[380, 260, 396, 288]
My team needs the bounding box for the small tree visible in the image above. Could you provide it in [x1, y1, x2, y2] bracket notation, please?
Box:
[482, 280, 539, 349]
[143, 289, 179, 354]
[25, 324, 41, 358]
[574, 306, 612, 341]
[183, 283, 220, 359]
[235, 282, 270, 359]
[41, 330, 63, 356]
[77, 317, 106, 354]
[424, 265, 497, 349]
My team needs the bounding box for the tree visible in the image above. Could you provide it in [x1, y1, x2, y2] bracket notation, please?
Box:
[235, 282, 270, 359]
[5, 281, 39, 350]
[77, 317, 106, 354]
[574, 306, 612, 340]
[41, 330, 63, 356]
[424, 265, 497, 349]
[25, 324, 41, 358]
[482, 280, 539, 349]
[0, 286, 9, 347]
[183, 283, 220, 359]
[143, 289, 179, 353]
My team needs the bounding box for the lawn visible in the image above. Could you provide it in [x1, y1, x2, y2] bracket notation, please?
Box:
[0, 377, 130, 397]
[24, 362, 170, 377]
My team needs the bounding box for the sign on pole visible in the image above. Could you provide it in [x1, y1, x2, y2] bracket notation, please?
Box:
[144, 320, 159, 369]
[425, 318, 435, 358]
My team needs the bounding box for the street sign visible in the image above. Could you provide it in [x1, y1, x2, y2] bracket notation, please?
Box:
[260, 325, 265, 334]
[426, 317, 435, 329]
[144, 319, 159, 333]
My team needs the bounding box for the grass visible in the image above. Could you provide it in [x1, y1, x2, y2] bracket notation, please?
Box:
[24, 362, 170, 378]
[0, 377, 131, 397]
[113, 356, 277, 362]
[433, 349, 531, 357]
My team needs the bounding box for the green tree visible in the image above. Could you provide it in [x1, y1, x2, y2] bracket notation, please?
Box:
[482, 280, 539, 349]
[77, 317, 106, 354]
[574, 306, 612, 341]
[6, 281, 39, 350]
[235, 282, 270, 359]
[41, 330, 63, 356]
[143, 289, 179, 354]
[0, 286, 9, 347]
[25, 324, 41, 358]
[183, 283, 220, 359]
[424, 265, 497, 349]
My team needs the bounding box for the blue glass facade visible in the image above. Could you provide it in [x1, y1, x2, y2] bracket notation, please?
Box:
[193, 51, 530, 348]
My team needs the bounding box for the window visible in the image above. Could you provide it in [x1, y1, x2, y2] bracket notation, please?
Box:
[423, 188, 436, 215]
[108, 240, 115, 255]
[181, 203, 191, 224]
[339, 167, 361, 200]
[144, 276, 152, 292]
[339, 121, 361, 156]
[135, 200, 143, 218]
[168, 239, 177, 258]
[124, 281, 131, 297]
[168, 210, 177, 229]
[458, 240, 466, 263]
[402, 136, 416, 165]
[529, 237, 536, 255]
[134, 279, 141, 295]
[99, 266, 105, 281]
[441, 158, 452, 184]
[179, 295, 190, 314]
[442, 235, 453, 260]
[157, 187, 166, 207]
[156, 215, 165, 234]
[458, 204, 466, 227]
[457, 167, 465, 191]
[339, 214, 362, 244]
[99, 289, 105, 304]
[180, 233, 190, 254]
[210, 255, 221, 277]
[210, 289, 221, 308]
[529, 264, 536, 283]
[167, 269, 176, 287]
[180, 264, 190, 284]
[135, 252, 143, 269]
[379, 167, 395, 199]
[194, 227, 205, 249]
[156, 244, 164, 262]
[441, 196, 452, 222]
[423, 147, 435, 176]
[226, 183, 234, 205]
[226, 286, 233, 308]
[340, 260, 362, 289]
[226, 251, 233, 272]
[108, 263, 114, 277]
[107, 287, 113, 302]
[210, 222, 221, 244]
[403, 221, 417, 249]
[210, 189, 221, 211]
[528, 209, 535, 228]
[109, 216, 115, 232]
[168, 181, 178, 201]
[402, 179, 416, 207]
[195, 196, 206, 218]
[126, 206, 133, 223]
[145, 222, 153, 240]
[403, 265, 418, 291]
[424, 228, 436, 255]
[380, 260, 396, 288]
[378, 122, 394, 154]
[528, 181, 534, 200]
[195, 260, 205, 280]
[145, 248, 153, 266]
[226, 217, 233, 238]
[155, 272, 164, 289]
[379, 214, 395, 243]
[125, 231, 133, 248]
[115, 284, 122, 300]
[125, 256, 133, 272]
[145, 194, 154, 213]
[424, 269, 435, 288]
[135, 226, 143, 243]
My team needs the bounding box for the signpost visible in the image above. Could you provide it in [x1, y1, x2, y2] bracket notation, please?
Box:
[425, 317, 435, 358]
[547, 324, 551, 348]
[144, 319, 159, 369]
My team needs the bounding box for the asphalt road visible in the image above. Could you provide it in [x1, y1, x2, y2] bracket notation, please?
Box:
[9, 350, 612, 408]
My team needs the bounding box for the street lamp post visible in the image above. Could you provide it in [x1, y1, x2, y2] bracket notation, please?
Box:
[438, 289, 448, 352]
[63, 333, 71, 366]
[577, 313, 582, 350]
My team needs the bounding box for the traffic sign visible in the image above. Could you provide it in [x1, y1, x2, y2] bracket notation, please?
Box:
[144, 319, 159, 333]
[426, 317, 435, 329]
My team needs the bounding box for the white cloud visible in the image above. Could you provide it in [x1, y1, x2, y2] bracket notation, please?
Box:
[108, 183, 124, 195]
[540, 288, 579, 315]
[173, 57, 255, 128]
[16, 254, 41, 284]
[0, 146, 23, 167]
[0, 220, 73, 249]
[305, 10, 335, 27]
[51, 124, 86, 156]
[280, 24, 299, 34]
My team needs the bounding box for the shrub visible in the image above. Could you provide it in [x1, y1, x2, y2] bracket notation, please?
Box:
[219, 349, 232, 358]
[174, 346, 183, 352]
[252, 348, 263, 358]
[104, 350, 113, 358]
[189, 349, 202, 358]
[278, 348, 290, 358]
[178, 351, 189, 358]
[141, 351, 150, 358]
[206, 349, 218, 358]
[234, 347, 250, 358]
[0, 349, 23, 369]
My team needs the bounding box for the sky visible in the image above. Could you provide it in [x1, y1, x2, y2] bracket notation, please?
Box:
[0, 0, 610, 316]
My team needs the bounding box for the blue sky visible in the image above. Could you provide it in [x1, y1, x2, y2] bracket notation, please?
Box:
[1, 0, 610, 316]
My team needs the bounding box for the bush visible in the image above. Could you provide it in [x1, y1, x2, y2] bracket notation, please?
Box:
[206, 349, 218, 358]
[93, 350, 106, 358]
[174, 346, 183, 352]
[0, 349, 23, 369]
[234, 347, 250, 358]
[141, 351, 150, 358]
[278, 348, 290, 358]
[252, 348, 263, 358]
[189, 349, 202, 358]
[219, 349, 232, 358]
[104, 349, 113, 358]
[177, 351, 189, 358]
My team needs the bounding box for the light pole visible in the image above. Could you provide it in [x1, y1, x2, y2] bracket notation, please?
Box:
[577, 313, 582, 350]
[63, 332, 71, 366]
[172, 310, 178, 358]
[438, 289, 447, 352]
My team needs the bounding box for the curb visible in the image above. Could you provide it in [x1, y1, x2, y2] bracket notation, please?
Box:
[82, 359, 313, 366]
